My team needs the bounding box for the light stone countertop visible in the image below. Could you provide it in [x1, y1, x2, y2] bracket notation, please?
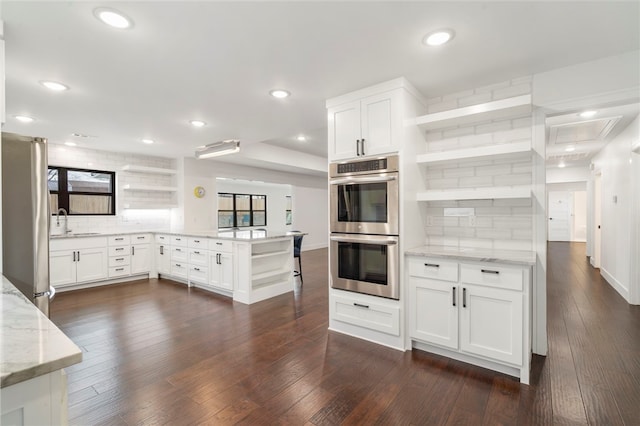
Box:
[50, 229, 305, 242]
[0, 276, 82, 388]
[405, 245, 536, 266]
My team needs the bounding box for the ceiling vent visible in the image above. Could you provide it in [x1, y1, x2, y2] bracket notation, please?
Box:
[549, 116, 621, 146]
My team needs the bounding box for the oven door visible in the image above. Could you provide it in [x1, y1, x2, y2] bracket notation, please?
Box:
[330, 233, 399, 300]
[330, 173, 399, 235]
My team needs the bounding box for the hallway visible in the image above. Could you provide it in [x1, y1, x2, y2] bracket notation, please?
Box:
[542, 242, 640, 424]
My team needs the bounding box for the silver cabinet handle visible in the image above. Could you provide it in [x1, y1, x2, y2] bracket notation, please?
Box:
[452, 287, 456, 307]
[353, 303, 369, 309]
[481, 269, 500, 274]
[131, 246, 135, 255]
[356, 139, 361, 156]
[424, 263, 440, 268]
[77, 251, 80, 262]
[73, 251, 76, 262]
[463, 288, 467, 308]
[360, 138, 365, 156]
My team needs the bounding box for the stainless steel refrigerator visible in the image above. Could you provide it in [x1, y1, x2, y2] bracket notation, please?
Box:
[2, 132, 54, 316]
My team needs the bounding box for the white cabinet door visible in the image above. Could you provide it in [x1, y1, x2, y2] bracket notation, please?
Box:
[459, 285, 523, 365]
[76, 247, 108, 283]
[49, 250, 76, 286]
[360, 91, 397, 157]
[209, 251, 233, 291]
[410, 277, 458, 350]
[131, 244, 151, 274]
[219, 252, 234, 291]
[328, 100, 360, 161]
[156, 244, 171, 275]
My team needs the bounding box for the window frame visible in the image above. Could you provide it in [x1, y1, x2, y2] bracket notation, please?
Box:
[217, 192, 267, 228]
[48, 166, 116, 216]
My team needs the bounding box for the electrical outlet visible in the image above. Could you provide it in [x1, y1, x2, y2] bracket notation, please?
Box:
[468, 216, 477, 227]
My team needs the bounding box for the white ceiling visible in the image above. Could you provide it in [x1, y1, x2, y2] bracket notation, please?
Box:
[2, 1, 639, 175]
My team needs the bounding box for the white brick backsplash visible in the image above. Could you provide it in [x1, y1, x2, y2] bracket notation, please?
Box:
[457, 92, 492, 107]
[443, 167, 475, 178]
[426, 137, 459, 152]
[442, 126, 476, 139]
[511, 162, 532, 174]
[458, 133, 493, 149]
[425, 131, 444, 142]
[512, 116, 533, 128]
[457, 159, 494, 168]
[474, 217, 494, 228]
[512, 228, 533, 240]
[425, 96, 443, 106]
[494, 217, 532, 229]
[427, 99, 459, 114]
[443, 88, 475, 102]
[493, 239, 532, 251]
[493, 127, 531, 144]
[458, 199, 492, 208]
[473, 80, 511, 95]
[444, 227, 475, 238]
[424, 168, 444, 179]
[475, 164, 512, 177]
[458, 238, 493, 249]
[444, 217, 460, 227]
[476, 228, 512, 240]
[428, 178, 459, 190]
[493, 173, 531, 186]
[426, 226, 444, 236]
[476, 207, 512, 216]
[475, 120, 512, 135]
[512, 207, 533, 215]
[459, 176, 493, 188]
[510, 75, 533, 86]
[492, 83, 531, 100]
[493, 198, 533, 207]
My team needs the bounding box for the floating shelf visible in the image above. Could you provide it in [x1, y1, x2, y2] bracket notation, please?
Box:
[121, 165, 177, 175]
[252, 268, 291, 282]
[122, 184, 177, 192]
[122, 203, 178, 209]
[417, 141, 532, 164]
[417, 185, 532, 201]
[251, 250, 290, 260]
[413, 94, 532, 131]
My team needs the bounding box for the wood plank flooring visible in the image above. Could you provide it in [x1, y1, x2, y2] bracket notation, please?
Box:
[50, 243, 640, 425]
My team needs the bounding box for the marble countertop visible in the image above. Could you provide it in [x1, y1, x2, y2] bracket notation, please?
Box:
[1, 276, 82, 388]
[51, 229, 305, 242]
[405, 245, 536, 266]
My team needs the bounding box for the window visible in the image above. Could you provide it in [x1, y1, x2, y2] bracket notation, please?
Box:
[285, 195, 292, 225]
[48, 166, 115, 215]
[218, 192, 267, 228]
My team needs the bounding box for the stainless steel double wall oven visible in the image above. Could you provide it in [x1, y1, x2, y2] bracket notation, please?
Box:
[329, 155, 400, 299]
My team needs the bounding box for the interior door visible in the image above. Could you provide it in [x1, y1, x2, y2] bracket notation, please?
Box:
[548, 191, 572, 241]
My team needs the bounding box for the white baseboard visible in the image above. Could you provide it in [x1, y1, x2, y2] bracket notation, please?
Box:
[601, 267, 630, 302]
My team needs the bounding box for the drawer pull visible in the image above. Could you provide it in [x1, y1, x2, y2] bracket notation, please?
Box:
[481, 269, 500, 275]
[160, 246, 164, 255]
[176, 263, 182, 267]
[452, 287, 456, 307]
[216, 242, 223, 245]
[194, 240, 200, 243]
[137, 236, 145, 239]
[77, 251, 80, 261]
[194, 267, 200, 271]
[131, 246, 135, 255]
[175, 238, 181, 241]
[116, 258, 124, 261]
[463, 288, 467, 308]
[115, 237, 124, 241]
[175, 248, 181, 252]
[116, 247, 124, 251]
[353, 303, 369, 309]
[424, 263, 440, 268]
[194, 251, 200, 254]
[115, 268, 124, 272]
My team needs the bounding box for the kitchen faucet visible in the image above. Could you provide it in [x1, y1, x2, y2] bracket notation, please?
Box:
[56, 208, 71, 234]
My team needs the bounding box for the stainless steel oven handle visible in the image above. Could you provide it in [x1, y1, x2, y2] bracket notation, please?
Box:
[330, 175, 397, 185]
[330, 236, 398, 245]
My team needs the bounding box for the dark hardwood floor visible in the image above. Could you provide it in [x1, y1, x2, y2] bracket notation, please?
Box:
[50, 243, 640, 425]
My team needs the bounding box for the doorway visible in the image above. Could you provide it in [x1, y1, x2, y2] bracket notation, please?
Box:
[547, 190, 587, 242]
[592, 173, 602, 268]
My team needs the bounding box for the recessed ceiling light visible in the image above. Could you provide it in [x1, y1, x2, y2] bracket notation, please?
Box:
[558, 162, 566, 168]
[270, 89, 290, 99]
[14, 115, 35, 123]
[579, 110, 597, 118]
[93, 7, 133, 29]
[190, 120, 206, 127]
[142, 139, 155, 145]
[296, 135, 306, 142]
[64, 141, 77, 147]
[423, 29, 455, 46]
[40, 80, 69, 91]
[565, 146, 576, 152]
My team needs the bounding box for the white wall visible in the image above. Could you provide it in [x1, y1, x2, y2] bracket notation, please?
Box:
[546, 166, 590, 184]
[291, 186, 328, 251]
[590, 114, 639, 302]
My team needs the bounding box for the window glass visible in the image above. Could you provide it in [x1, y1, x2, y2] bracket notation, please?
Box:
[48, 166, 115, 216]
[217, 192, 267, 228]
[67, 170, 113, 193]
[285, 195, 292, 225]
[69, 195, 113, 214]
[48, 169, 59, 191]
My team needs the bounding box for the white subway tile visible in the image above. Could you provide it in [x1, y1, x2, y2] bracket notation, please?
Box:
[475, 120, 512, 135]
[427, 99, 459, 114]
[474, 80, 511, 95]
[459, 176, 493, 188]
[457, 92, 493, 107]
[475, 164, 512, 177]
[443, 167, 475, 178]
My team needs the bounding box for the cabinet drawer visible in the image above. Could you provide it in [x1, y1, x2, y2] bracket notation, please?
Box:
[171, 236, 188, 247]
[109, 265, 130, 278]
[155, 234, 171, 243]
[188, 237, 208, 249]
[171, 262, 188, 278]
[408, 256, 458, 282]
[209, 239, 232, 252]
[189, 249, 208, 266]
[108, 235, 130, 245]
[460, 263, 523, 291]
[109, 246, 129, 256]
[332, 295, 400, 337]
[108, 255, 130, 267]
[130, 233, 151, 243]
[189, 265, 208, 283]
[171, 247, 188, 261]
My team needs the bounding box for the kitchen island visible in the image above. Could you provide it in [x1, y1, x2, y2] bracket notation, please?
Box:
[1, 276, 82, 425]
[50, 229, 303, 304]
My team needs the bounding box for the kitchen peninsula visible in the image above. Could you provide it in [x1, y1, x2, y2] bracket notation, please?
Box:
[50, 230, 302, 304]
[1, 276, 82, 424]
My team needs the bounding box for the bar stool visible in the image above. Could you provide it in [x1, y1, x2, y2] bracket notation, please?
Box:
[292, 231, 304, 285]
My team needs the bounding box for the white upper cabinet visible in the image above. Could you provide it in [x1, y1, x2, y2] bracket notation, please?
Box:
[328, 89, 401, 161]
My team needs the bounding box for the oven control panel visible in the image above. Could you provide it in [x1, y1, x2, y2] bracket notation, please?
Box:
[330, 155, 399, 177]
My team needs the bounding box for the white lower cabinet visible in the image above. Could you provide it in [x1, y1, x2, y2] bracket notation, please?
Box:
[50, 237, 108, 287]
[131, 243, 151, 274]
[155, 235, 171, 275]
[209, 250, 233, 291]
[408, 255, 530, 383]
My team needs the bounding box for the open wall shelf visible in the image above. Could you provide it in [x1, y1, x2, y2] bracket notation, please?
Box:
[416, 185, 532, 202]
[417, 141, 532, 164]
